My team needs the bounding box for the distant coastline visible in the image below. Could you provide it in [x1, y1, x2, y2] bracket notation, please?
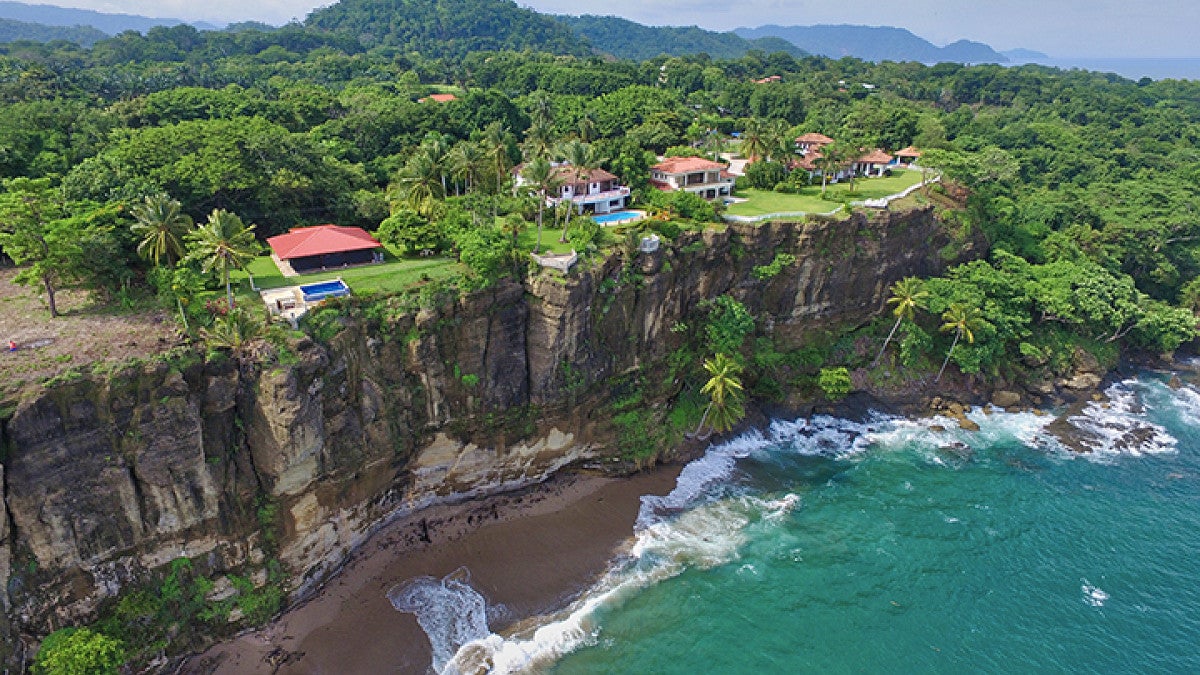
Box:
[1008, 57, 1200, 81]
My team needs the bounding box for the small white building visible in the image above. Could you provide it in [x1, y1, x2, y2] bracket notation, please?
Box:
[650, 157, 735, 200]
[515, 163, 631, 215]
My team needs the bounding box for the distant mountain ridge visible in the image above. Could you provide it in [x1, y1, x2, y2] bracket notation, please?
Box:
[0, 0, 220, 35]
[556, 15, 806, 61]
[735, 24, 1008, 64]
[0, 15, 106, 44]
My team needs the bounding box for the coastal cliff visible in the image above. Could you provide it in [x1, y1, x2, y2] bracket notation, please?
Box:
[0, 207, 975, 661]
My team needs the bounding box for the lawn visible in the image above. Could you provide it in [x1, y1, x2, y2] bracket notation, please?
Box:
[726, 169, 926, 218]
[517, 221, 576, 255]
[230, 245, 463, 299]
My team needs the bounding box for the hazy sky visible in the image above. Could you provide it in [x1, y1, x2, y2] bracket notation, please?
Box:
[45, 0, 1200, 57]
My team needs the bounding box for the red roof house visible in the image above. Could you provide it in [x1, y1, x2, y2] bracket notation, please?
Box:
[650, 157, 734, 200]
[894, 146, 922, 164]
[795, 133, 835, 154]
[268, 224, 384, 273]
[418, 93, 457, 103]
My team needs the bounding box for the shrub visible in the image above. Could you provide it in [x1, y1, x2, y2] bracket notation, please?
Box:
[744, 160, 789, 189]
[818, 367, 853, 400]
[376, 209, 447, 254]
[752, 253, 797, 280]
[34, 628, 125, 675]
[705, 295, 755, 357]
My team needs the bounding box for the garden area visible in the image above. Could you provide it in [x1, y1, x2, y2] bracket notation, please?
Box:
[726, 168, 926, 219]
[229, 246, 462, 300]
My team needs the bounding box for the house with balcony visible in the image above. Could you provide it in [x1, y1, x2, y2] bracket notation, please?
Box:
[852, 150, 895, 177]
[795, 132, 834, 155]
[515, 163, 631, 215]
[650, 157, 735, 200]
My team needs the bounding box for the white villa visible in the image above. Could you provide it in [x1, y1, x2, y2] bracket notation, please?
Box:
[650, 157, 735, 200]
[852, 150, 895, 177]
[516, 163, 631, 215]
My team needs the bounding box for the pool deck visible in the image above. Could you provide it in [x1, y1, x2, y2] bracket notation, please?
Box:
[260, 277, 349, 324]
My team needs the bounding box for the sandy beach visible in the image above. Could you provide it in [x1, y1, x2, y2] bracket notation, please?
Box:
[187, 466, 681, 674]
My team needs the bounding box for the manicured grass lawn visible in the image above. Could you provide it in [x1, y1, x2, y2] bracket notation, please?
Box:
[230, 245, 463, 298]
[517, 222, 576, 255]
[726, 169, 926, 218]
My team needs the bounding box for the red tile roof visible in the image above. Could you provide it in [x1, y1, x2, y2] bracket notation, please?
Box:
[268, 225, 382, 260]
[651, 157, 725, 174]
[857, 150, 894, 165]
[795, 133, 834, 145]
[895, 146, 922, 157]
[754, 75, 782, 84]
[419, 93, 457, 103]
[649, 178, 676, 191]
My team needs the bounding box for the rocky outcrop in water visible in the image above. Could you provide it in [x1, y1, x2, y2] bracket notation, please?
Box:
[0, 207, 972, 661]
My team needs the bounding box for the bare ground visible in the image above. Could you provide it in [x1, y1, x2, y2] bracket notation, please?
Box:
[0, 268, 182, 401]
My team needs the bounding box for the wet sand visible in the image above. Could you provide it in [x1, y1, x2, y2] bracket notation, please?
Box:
[188, 467, 681, 674]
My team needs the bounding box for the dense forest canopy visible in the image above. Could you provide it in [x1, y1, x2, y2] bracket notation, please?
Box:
[0, 0, 1196, 389]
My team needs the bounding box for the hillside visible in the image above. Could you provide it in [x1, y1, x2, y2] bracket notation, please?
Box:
[304, 0, 590, 57]
[735, 24, 1007, 64]
[557, 15, 806, 60]
[0, 16, 106, 44]
[0, 0, 219, 34]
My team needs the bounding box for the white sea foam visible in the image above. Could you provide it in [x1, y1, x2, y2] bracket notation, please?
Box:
[388, 567, 492, 673]
[1081, 579, 1109, 607]
[1065, 380, 1177, 460]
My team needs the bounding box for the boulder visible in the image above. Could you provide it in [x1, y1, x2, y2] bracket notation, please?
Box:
[1059, 373, 1102, 391]
[991, 390, 1021, 408]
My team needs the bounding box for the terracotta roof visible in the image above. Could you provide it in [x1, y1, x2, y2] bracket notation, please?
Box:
[857, 150, 894, 164]
[795, 133, 834, 145]
[754, 75, 782, 84]
[651, 157, 725, 174]
[419, 93, 457, 103]
[649, 178, 676, 191]
[895, 146, 922, 157]
[268, 224, 382, 260]
[795, 152, 822, 171]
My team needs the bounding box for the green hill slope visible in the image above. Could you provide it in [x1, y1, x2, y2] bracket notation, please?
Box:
[304, 0, 590, 58]
[0, 16, 107, 45]
[559, 14, 806, 60]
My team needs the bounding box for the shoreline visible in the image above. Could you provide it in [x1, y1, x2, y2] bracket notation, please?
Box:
[186, 465, 682, 674]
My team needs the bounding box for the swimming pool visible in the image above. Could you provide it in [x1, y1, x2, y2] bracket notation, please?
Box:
[592, 210, 644, 225]
[300, 279, 351, 302]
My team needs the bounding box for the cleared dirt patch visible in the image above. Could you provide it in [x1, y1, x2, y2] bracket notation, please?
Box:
[0, 267, 182, 401]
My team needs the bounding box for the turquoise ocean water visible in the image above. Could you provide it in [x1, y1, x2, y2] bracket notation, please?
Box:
[399, 373, 1200, 674]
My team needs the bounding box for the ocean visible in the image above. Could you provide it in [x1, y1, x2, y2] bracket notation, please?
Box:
[400, 372, 1200, 673]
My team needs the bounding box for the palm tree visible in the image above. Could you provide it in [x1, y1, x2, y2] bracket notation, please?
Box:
[483, 121, 513, 196]
[392, 149, 444, 217]
[201, 306, 267, 355]
[740, 118, 767, 163]
[186, 209, 260, 310]
[130, 193, 191, 266]
[521, 157, 562, 253]
[420, 131, 452, 196]
[523, 118, 555, 161]
[577, 112, 596, 143]
[558, 139, 604, 242]
[936, 303, 985, 382]
[763, 118, 792, 162]
[448, 141, 487, 195]
[873, 277, 929, 367]
[693, 353, 746, 438]
[484, 122, 513, 220]
[528, 91, 554, 127]
[817, 142, 850, 197]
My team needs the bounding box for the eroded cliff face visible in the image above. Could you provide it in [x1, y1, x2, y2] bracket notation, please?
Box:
[0, 207, 972, 657]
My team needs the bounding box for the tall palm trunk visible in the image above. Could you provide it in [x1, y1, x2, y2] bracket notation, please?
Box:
[535, 196, 545, 253]
[692, 400, 714, 439]
[936, 329, 962, 382]
[223, 263, 233, 310]
[872, 316, 904, 367]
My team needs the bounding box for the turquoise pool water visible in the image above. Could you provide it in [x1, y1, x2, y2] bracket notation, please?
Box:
[300, 279, 350, 301]
[592, 210, 642, 224]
